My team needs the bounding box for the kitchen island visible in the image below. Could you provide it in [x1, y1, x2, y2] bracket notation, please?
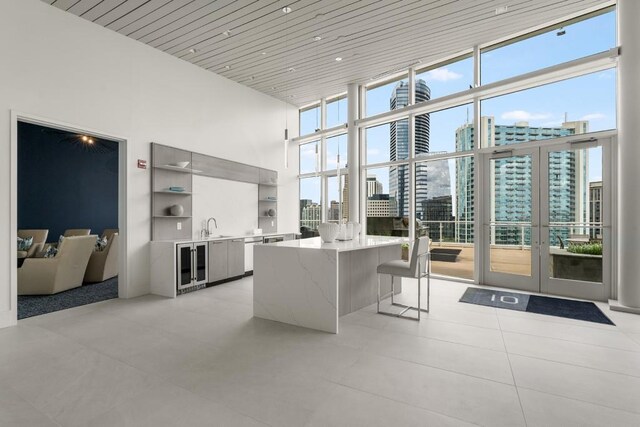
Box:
[253, 235, 406, 333]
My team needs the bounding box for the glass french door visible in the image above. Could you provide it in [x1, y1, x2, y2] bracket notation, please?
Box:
[483, 147, 540, 292]
[482, 138, 611, 301]
[540, 139, 611, 301]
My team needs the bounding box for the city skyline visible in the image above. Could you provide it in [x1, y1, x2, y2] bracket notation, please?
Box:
[300, 11, 615, 226]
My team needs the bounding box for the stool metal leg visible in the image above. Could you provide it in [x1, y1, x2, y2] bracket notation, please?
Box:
[418, 276, 421, 320]
[391, 276, 395, 305]
[377, 273, 380, 313]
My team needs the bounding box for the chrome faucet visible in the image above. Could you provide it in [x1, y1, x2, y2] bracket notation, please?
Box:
[204, 217, 218, 238]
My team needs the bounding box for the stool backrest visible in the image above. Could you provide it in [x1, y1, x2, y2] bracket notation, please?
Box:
[410, 236, 430, 277]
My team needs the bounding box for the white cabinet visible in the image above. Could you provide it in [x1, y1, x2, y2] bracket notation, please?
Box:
[209, 239, 246, 282]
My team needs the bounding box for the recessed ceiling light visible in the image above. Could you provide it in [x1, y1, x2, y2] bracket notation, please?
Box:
[224, 65, 230, 70]
[81, 135, 88, 142]
[313, 36, 322, 41]
[271, 86, 277, 90]
[222, 30, 232, 37]
[188, 48, 198, 54]
[495, 5, 508, 15]
[335, 57, 343, 62]
[282, 6, 292, 14]
[261, 52, 267, 55]
[288, 67, 296, 72]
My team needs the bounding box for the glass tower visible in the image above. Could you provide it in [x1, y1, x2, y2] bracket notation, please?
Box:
[455, 117, 588, 245]
[389, 80, 430, 217]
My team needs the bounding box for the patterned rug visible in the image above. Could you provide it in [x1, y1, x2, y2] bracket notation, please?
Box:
[18, 277, 118, 319]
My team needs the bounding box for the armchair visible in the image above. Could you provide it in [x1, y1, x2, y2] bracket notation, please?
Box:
[64, 229, 91, 237]
[18, 235, 97, 295]
[17, 229, 49, 258]
[84, 233, 119, 283]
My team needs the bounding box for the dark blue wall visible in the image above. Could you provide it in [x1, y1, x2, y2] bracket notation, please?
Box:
[18, 122, 119, 242]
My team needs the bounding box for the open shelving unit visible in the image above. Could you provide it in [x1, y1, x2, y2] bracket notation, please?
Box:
[151, 143, 279, 240]
[151, 144, 194, 241]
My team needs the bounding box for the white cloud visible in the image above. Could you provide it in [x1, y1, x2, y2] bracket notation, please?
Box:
[580, 113, 606, 121]
[501, 110, 552, 121]
[423, 67, 462, 82]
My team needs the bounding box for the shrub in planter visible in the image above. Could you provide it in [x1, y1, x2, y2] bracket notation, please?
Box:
[567, 242, 602, 256]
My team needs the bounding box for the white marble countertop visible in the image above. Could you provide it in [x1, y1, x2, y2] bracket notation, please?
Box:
[152, 231, 300, 244]
[261, 235, 407, 252]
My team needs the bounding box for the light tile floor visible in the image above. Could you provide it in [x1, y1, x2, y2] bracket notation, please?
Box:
[2, 277, 640, 426]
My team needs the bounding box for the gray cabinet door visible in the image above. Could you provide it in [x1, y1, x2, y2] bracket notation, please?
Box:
[209, 240, 228, 282]
[227, 239, 245, 278]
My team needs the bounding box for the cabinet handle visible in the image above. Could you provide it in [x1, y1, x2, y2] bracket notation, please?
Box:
[231, 239, 243, 242]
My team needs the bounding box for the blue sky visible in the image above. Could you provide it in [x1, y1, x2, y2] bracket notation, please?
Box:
[300, 10, 616, 215]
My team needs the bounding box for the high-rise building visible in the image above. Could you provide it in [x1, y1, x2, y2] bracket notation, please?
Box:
[389, 80, 430, 217]
[416, 153, 454, 239]
[455, 117, 588, 245]
[589, 181, 602, 239]
[367, 194, 393, 217]
[300, 202, 321, 230]
[366, 175, 383, 197]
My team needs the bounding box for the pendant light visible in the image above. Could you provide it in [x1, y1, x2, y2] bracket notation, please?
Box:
[282, 5, 292, 168]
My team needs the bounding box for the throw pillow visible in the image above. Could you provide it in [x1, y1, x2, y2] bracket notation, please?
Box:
[17, 236, 33, 251]
[43, 245, 58, 258]
[95, 236, 108, 252]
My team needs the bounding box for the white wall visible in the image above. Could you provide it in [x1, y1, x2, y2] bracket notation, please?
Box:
[0, 0, 299, 327]
[192, 176, 259, 238]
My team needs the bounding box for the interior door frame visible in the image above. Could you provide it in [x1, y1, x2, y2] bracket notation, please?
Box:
[539, 137, 613, 301]
[9, 110, 129, 327]
[482, 146, 540, 292]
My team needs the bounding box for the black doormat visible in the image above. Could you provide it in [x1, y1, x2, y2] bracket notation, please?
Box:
[18, 277, 118, 320]
[459, 287, 614, 325]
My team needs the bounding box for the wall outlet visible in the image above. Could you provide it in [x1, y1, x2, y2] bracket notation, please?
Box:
[177, 222, 182, 230]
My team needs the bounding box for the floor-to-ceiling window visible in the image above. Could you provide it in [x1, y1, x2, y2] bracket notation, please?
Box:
[295, 6, 617, 294]
[297, 95, 348, 237]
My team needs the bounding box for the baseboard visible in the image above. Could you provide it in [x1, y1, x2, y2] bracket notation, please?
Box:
[0, 309, 17, 329]
[609, 299, 640, 315]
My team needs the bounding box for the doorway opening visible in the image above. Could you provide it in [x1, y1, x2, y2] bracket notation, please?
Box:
[14, 117, 126, 320]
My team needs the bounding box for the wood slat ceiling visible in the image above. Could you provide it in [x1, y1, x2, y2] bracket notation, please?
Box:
[43, 0, 611, 106]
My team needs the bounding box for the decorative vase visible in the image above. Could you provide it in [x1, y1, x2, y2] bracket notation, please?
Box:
[336, 223, 354, 241]
[169, 204, 184, 216]
[348, 222, 361, 237]
[318, 223, 339, 243]
[267, 208, 276, 217]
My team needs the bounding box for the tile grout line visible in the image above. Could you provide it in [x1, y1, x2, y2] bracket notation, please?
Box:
[497, 327, 640, 353]
[515, 384, 640, 417]
[326, 353, 484, 427]
[496, 309, 529, 427]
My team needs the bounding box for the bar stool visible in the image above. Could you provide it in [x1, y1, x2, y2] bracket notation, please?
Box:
[377, 236, 430, 320]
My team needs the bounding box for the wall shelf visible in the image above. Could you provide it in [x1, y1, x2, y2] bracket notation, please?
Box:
[154, 164, 202, 174]
[259, 199, 277, 202]
[154, 190, 193, 195]
[154, 215, 191, 218]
